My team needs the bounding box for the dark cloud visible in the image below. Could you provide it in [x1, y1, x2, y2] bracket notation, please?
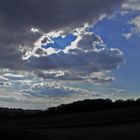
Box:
[0, 0, 125, 31]
[36, 70, 85, 81]
[28, 48, 124, 73]
[26, 32, 124, 81]
[36, 70, 115, 83]
[0, 0, 125, 69]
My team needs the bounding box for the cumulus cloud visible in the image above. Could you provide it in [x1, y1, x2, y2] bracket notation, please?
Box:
[19, 25, 124, 85]
[129, 16, 140, 34]
[0, 0, 128, 109]
[89, 72, 115, 83]
[122, 0, 140, 35]
[0, 69, 89, 100]
[0, 75, 93, 109]
[122, 0, 140, 11]
[36, 68, 116, 84]
[23, 82, 89, 98]
[27, 31, 124, 78]
[0, 0, 125, 92]
[0, 0, 125, 69]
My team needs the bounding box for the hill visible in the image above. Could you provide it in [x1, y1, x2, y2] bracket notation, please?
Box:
[1, 98, 140, 140]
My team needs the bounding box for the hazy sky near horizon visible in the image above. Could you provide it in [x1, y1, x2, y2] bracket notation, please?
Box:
[0, 0, 140, 109]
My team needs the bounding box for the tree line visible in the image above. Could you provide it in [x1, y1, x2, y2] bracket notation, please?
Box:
[45, 98, 140, 115]
[1, 98, 140, 119]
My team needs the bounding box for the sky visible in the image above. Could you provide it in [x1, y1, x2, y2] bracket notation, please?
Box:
[0, 0, 140, 109]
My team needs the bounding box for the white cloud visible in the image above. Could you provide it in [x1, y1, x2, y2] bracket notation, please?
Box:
[4, 73, 24, 80]
[121, 0, 140, 35]
[30, 28, 40, 33]
[123, 32, 133, 39]
[89, 72, 115, 84]
[21, 30, 65, 60]
[130, 16, 140, 33]
[122, 0, 140, 11]
[0, 76, 8, 81]
[23, 81, 89, 98]
[24, 26, 124, 81]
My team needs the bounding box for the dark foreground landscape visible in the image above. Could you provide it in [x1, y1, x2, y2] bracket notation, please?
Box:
[1, 99, 140, 140]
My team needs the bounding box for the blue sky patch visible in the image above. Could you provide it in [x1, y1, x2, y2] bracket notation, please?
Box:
[42, 34, 76, 50]
[90, 11, 140, 93]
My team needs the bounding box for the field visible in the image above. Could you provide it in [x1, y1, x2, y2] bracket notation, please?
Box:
[1, 106, 140, 140]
